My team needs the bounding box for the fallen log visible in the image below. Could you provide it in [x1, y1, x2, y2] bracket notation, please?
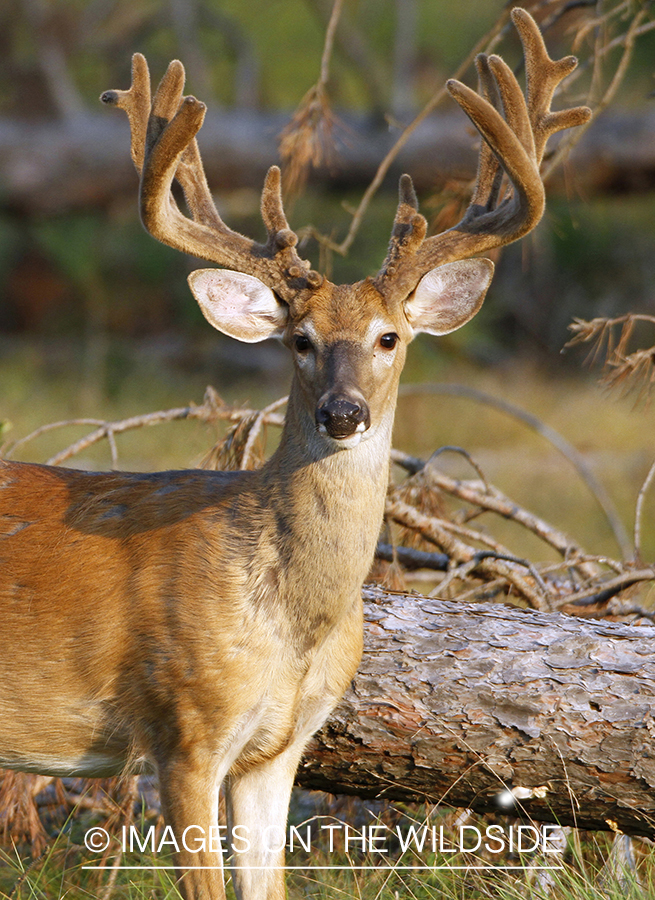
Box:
[298, 585, 655, 839]
[2, 108, 655, 215]
[1, 578, 654, 849]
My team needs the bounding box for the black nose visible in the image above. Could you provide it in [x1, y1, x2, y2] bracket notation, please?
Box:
[316, 397, 370, 439]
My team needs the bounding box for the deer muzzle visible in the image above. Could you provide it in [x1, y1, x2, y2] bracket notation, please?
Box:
[316, 396, 371, 440]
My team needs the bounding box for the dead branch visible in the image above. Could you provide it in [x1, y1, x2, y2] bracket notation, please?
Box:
[635, 457, 655, 564]
[1, 388, 286, 469]
[375, 542, 448, 572]
[392, 450, 594, 571]
[566, 315, 655, 405]
[305, 6, 513, 259]
[560, 568, 655, 612]
[301, 0, 655, 259]
[385, 496, 555, 611]
[541, 4, 652, 180]
[278, 0, 345, 195]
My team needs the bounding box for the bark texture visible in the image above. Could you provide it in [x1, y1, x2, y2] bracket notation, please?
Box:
[298, 586, 655, 838]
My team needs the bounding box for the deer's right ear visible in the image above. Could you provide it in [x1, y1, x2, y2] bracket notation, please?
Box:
[188, 269, 288, 343]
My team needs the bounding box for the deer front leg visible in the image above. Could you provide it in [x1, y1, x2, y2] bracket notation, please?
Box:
[225, 744, 306, 900]
[156, 751, 226, 900]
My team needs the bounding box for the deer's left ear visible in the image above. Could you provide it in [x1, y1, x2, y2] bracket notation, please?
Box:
[403, 259, 494, 336]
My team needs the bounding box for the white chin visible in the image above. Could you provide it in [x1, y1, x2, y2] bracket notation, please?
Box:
[333, 432, 364, 450]
[317, 424, 368, 449]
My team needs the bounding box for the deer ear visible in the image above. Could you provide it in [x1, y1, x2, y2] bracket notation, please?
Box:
[404, 259, 494, 336]
[188, 269, 288, 343]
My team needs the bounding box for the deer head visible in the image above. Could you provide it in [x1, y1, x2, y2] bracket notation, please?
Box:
[101, 9, 590, 450]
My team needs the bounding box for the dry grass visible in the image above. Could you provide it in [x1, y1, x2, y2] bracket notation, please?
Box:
[566, 315, 655, 404]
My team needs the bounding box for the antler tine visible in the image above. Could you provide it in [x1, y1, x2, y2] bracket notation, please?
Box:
[100, 53, 151, 174]
[260, 167, 323, 289]
[142, 57, 222, 232]
[467, 54, 506, 214]
[375, 8, 590, 302]
[376, 175, 428, 295]
[102, 55, 318, 304]
[512, 8, 590, 165]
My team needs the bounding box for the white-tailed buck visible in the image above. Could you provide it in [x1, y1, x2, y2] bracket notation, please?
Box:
[0, 10, 588, 899]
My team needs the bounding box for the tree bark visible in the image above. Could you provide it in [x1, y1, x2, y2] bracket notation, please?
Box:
[298, 585, 655, 839]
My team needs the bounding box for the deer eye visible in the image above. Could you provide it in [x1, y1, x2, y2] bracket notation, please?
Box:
[294, 334, 312, 353]
[379, 332, 399, 350]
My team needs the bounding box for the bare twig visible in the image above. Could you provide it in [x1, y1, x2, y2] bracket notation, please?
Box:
[279, 0, 345, 194]
[305, 0, 654, 258]
[385, 496, 553, 610]
[422, 467, 597, 576]
[5, 419, 108, 460]
[375, 543, 448, 572]
[542, 6, 651, 180]
[240, 396, 290, 470]
[635, 457, 655, 564]
[2, 389, 286, 469]
[319, 0, 345, 88]
[311, 7, 513, 257]
[557, 568, 655, 610]
[427, 446, 490, 491]
[566, 315, 655, 404]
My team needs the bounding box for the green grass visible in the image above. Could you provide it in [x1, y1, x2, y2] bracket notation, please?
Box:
[1, 808, 653, 900]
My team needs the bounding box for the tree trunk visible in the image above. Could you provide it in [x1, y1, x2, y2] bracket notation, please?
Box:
[298, 585, 655, 839]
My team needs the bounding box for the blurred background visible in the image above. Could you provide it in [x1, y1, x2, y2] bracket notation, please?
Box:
[1, 0, 655, 562]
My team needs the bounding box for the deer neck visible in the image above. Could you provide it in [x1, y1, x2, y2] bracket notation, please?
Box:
[259, 378, 396, 597]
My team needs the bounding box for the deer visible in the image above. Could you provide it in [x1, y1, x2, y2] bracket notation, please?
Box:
[0, 10, 589, 900]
